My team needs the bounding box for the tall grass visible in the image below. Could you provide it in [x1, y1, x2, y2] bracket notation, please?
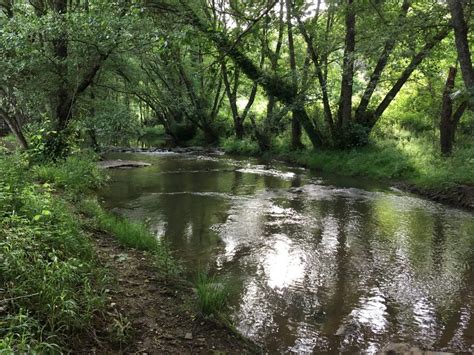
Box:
[31, 151, 107, 199]
[195, 273, 229, 318]
[79, 198, 179, 275]
[0, 153, 106, 353]
[222, 128, 473, 188]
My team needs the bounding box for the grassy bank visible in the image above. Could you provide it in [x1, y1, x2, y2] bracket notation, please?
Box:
[221, 132, 473, 190]
[0, 153, 106, 352]
[0, 151, 176, 352]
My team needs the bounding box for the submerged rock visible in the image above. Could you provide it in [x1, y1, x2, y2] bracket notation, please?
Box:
[98, 160, 151, 169]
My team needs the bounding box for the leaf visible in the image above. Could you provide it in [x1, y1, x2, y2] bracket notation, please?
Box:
[33, 215, 42, 221]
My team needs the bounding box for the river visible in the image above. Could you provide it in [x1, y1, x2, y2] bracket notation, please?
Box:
[98, 151, 474, 353]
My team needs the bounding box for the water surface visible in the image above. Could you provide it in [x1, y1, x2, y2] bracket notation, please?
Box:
[99, 152, 474, 353]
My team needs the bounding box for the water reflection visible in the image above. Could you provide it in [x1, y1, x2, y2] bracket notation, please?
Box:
[99, 152, 474, 353]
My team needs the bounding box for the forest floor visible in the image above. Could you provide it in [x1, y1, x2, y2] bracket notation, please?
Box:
[82, 227, 260, 354]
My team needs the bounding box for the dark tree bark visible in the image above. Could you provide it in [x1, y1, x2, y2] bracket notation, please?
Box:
[355, 0, 411, 124]
[221, 60, 258, 140]
[370, 28, 450, 127]
[296, 14, 335, 137]
[0, 109, 28, 150]
[53, 0, 70, 132]
[447, 0, 474, 96]
[440, 67, 468, 155]
[221, 61, 242, 138]
[180, 1, 324, 148]
[286, 0, 303, 150]
[440, 67, 457, 155]
[337, 0, 356, 130]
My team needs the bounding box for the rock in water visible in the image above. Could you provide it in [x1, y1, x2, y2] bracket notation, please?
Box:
[98, 160, 151, 169]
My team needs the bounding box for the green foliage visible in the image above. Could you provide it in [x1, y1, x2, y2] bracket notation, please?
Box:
[31, 151, 107, 199]
[195, 273, 229, 318]
[78, 198, 179, 275]
[282, 133, 473, 187]
[221, 137, 260, 155]
[170, 121, 198, 142]
[334, 123, 371, 149]
[138, 125, 168, 147]
[24, 122, 76, 162]
[0, 154, 105, 353]
[80, 100, 142, 147]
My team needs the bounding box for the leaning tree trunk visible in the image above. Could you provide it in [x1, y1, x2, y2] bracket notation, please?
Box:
[447, 0, 474, 98]
[180, 1, 324, 149]
[439, 67, 468, 155]
[0, 110, 28, 149]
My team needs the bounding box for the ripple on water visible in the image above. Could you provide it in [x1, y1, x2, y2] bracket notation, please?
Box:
[99, 153, 474, 353]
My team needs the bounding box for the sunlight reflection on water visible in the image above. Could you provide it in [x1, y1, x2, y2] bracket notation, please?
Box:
[99, 152, 474, 353]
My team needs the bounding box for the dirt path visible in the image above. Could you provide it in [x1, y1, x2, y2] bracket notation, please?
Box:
[86, 231, 260, 354]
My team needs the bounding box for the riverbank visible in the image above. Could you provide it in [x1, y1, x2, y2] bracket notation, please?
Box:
[220, 137, 473, 210]
[0, 152, 259, 353]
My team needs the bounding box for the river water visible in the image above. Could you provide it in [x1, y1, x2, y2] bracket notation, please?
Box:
[98, 151, 474, 353]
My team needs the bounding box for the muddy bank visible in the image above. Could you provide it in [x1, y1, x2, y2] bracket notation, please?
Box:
[399, 183, 474, 210]
[83, 229, 260, 354]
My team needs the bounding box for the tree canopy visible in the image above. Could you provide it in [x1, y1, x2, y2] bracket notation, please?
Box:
[0, 0, 472, 156]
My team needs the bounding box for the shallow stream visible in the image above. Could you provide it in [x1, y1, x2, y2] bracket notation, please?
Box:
[99, 151, 474, 353]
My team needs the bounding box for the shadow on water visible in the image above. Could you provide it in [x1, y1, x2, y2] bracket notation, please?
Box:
[98, 152, 474, 353]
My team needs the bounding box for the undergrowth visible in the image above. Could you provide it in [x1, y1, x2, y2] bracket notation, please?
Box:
[0, 153, 106, 353]
[0, 150, 177, 352]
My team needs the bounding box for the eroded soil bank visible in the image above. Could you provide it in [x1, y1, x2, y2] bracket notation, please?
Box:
[81, 228, 260, 354]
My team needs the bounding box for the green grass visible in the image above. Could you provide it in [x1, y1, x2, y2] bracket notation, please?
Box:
[0, 150, 179, 352]
[31, 151, 107, 199]
[195, 273, 229, 318]
[78, 198, 179, 275]
[0, 153, 106, 353]
[221, 137, 260, 156]
[222, 130, 473, 189]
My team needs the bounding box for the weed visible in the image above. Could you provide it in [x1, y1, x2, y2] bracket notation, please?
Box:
[195, 273, 229, 318]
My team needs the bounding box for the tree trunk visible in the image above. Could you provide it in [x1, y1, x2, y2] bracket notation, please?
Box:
[221, 61, 243, 139]
[371, 28, 450, 127]
[0, 111, 28, 150]
[53, 0, 69, 131]
[182, 2, 324, 148]
[440, 67, 457, 155]
[337, 0, 356, 130]
[296, 17, 335, 137]
[447, 0, 474, 97]
[355, 0, 410, 124]
[286, 0, 303, 150]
